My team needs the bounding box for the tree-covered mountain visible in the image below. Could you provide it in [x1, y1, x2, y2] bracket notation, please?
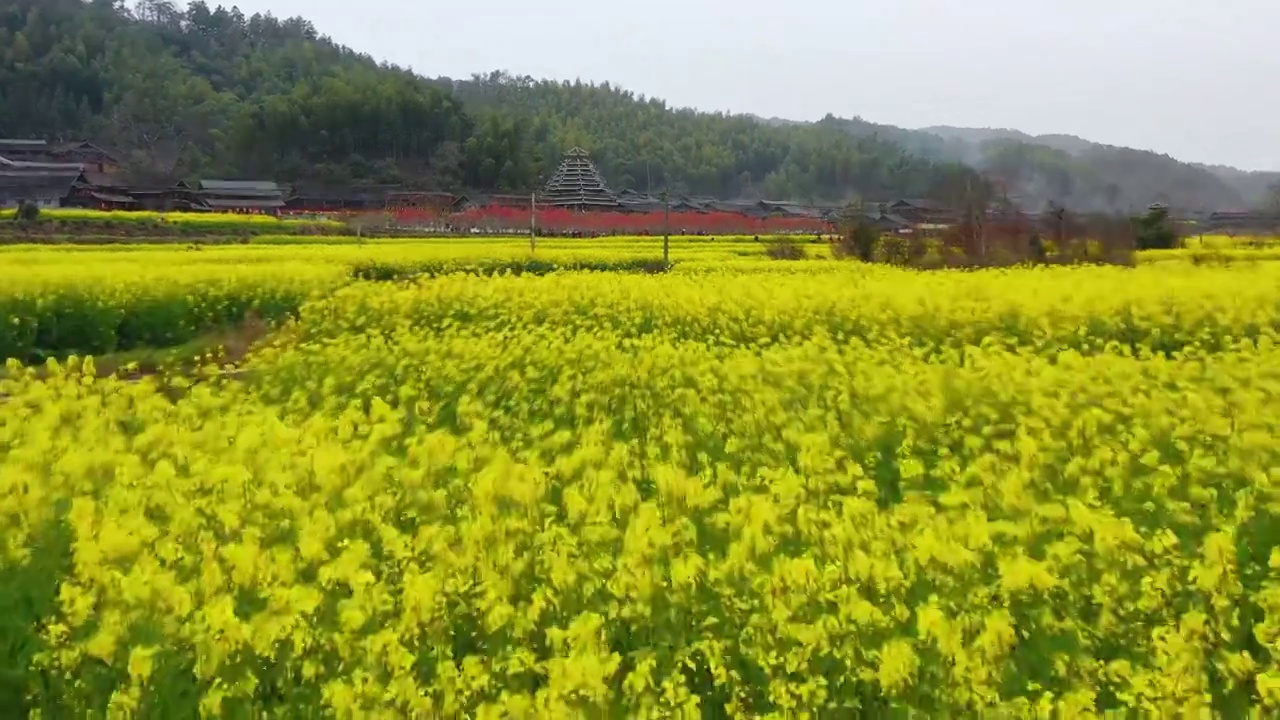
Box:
[827, 122, 1272, 212]
[3, 0, 1269, 210]
[1, 0, 491, 187]
[0, 0, 981, 202]
[734, 116, 1275, 212]
[1192, 163, 1280, 211]
[433, 71, 978, 202]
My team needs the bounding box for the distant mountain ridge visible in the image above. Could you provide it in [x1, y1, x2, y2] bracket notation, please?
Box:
[742, 114, 1280, 210]
[1190, 162, 1280, 210]
[749, 117, 1277, 212]
[919, 126, 1096, 155]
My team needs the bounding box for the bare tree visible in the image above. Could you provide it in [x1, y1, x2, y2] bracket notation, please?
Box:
[1266, 181, 1280, 236]
[1103, 183, 1123, 214]
[346, 212, 393, 240]
[961, 175, 996, 259]
[107, 104, 187, 182]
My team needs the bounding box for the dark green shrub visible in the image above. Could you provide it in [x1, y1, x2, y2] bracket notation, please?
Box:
[872, 235, 911, 266]
[1134, 206, 1179, 250]
[14, 201, 40, 225]
[765, 239, 807, 260]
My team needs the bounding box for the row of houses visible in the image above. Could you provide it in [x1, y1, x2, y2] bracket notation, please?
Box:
[0, 138, 292, 213]
[610, 191, 957, 226]
[0, 139, 981, 231]
[2, 171, 290, 214]
[1197, 209, 1280, 231]
[6, 139, 1277, 232]
[2, 172, 956, 229]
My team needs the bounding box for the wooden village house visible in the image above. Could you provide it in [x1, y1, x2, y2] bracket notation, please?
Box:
[286, 183, 405, 213]
[0, 139, 56, 163]
[0, 139, 119, 173]
[888, 199, 959, 226]
[193, 180, 286, 214]
[69, 173, 138, 211]
[383, 190, 469, 214]
[0, 169, 81, 209]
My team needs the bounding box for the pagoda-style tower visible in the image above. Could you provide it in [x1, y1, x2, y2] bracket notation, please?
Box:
[541, 147, 619, 209]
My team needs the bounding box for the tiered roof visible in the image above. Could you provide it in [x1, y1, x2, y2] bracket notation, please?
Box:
[541, 147, 618, 209]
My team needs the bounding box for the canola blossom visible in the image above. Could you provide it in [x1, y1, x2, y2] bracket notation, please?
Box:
[0, 241, 770, 361]
[3, 254, 1280, 717]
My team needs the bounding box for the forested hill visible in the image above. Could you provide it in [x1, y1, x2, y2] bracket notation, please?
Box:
[826, 121, 1276, 212]
[433, 72, 971, 202]
[0, 0, 979, 202]
[1, 0, 482, 187]
[5, 0, 1269, 210]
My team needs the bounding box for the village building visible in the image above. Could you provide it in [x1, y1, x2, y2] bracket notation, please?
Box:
[540, 147, 619, 210]
[0, 139, 54, 163]
[193, 180, 285, 214]
[617, 190, 665, 213]
[125, 181, 200, 212]
[285, 183, 409, 213]
[667, 198, 704, 213]
[465, 193, 532, 210]
[863, 205, 912, 232]
[1206, 210, 1280, 233]
[382, 190, 468, 214]
[753, 200, 827, 219]
[0, 169, 81, 209]
[68, 172, 139, 211]
[818, 203, 910, 231]
[0, 139, 119, 173]
[710, 199, 762, 215]
[46, 142, 119, 174]
[888, 198, 958, 225]
[0, 154, 84, 173]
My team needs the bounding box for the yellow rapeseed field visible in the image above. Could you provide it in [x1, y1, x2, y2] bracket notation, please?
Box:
[3, 246, 1280, 716]
[0, 207, 345, 231]
[0, 237, 821, 361]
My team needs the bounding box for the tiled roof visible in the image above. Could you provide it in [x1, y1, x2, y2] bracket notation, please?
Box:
[0, 169, 80, 201]
[0, 139, 48, 148]
[198, 180, 282, 194]
[0, 155, 84, 171]
[201, 197, 286, 210]
[77, 172, 130, 189]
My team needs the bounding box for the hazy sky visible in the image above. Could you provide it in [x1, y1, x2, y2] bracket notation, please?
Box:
[226, 0, 1280, 171]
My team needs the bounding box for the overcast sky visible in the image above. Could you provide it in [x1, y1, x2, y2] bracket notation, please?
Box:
[226, 0, 1280, 171]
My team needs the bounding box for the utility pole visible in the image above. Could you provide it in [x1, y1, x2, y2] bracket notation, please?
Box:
[661, 188, 670, 265]
[530, 190, 537, 253]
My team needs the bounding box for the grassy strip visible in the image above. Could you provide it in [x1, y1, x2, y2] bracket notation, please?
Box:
[0, 234, 368, 246]
[1, 209, 345, 236]
[1, 314, 270, 381]
[350, 257, 674, 281]
[1, 208, 339, 227]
